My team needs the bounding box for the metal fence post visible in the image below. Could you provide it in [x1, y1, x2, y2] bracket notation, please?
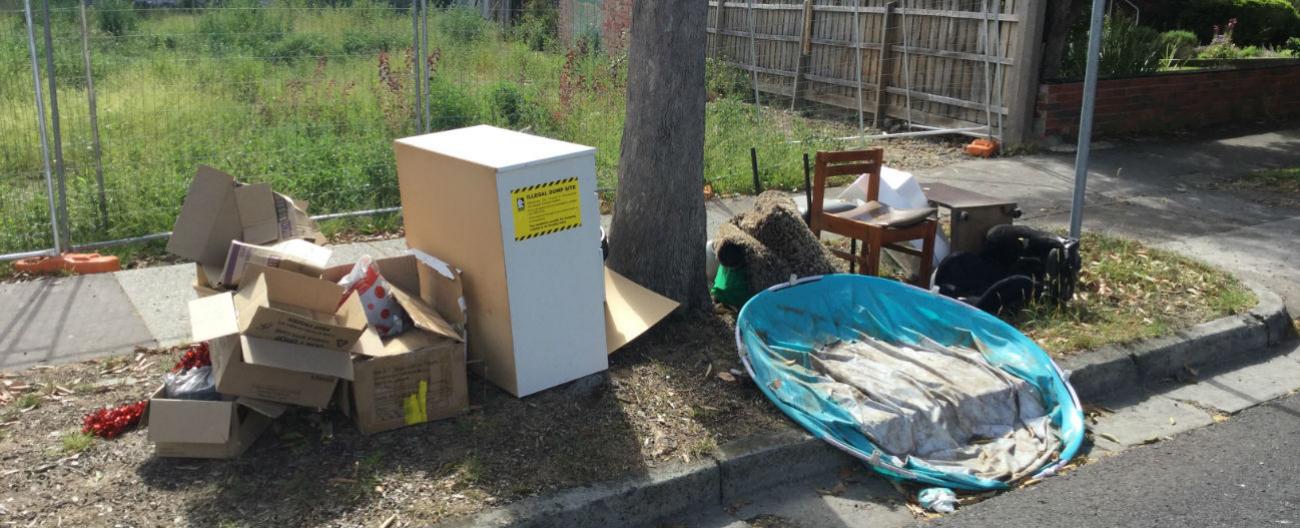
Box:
[411, 0, 423, 133]
[421, 0, 431, 133]
[40, 0, 70, 250]
[24, 0, 61, 254]
[79, 0, 108, 230]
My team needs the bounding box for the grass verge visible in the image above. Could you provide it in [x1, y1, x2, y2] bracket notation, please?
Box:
[1013, 232, 1255, 355]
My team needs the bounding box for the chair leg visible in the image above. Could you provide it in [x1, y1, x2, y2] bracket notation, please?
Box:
[915, 226, 936, 289]
[849, 239, 857, 274]
[864, 239, 882, 277]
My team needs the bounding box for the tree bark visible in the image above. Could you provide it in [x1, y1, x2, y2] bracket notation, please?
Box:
[606, 0, 710, 309]
[1040, 0, 1078, 81]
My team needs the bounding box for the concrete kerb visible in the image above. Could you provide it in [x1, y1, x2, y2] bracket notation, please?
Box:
[1060, 281, 1293, 402]
[434, 283, 1294, 528]
[436, 457, 721, 528]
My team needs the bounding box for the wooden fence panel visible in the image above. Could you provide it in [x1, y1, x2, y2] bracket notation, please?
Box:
[707, 0, 1041, 142]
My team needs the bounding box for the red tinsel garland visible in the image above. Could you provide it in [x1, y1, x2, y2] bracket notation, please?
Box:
[172, 342, 211, 372]
[82, 400, 148, 439]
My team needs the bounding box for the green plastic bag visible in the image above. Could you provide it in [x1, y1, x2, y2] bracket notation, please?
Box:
[710, 265, 752, 308]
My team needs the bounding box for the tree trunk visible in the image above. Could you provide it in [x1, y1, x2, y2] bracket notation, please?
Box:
[606, 0, 710, 309]
[1040, 0, 1077, 81]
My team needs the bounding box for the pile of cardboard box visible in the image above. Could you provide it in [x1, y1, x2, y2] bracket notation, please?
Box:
[147, 126, 677, 459]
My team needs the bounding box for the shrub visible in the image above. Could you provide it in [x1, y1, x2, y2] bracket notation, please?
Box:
[269, 33, 334, 62]
[1177, 0, 1300, 46]
[198, 0, 290, 52]
[1060, 16, 1163, 79]
[342, 27, 404, 54]
[438, 6, 490, 41]
[96, 0, 137, 37]
[1159, 30, 1200, 59]
[1287, 36, 1300, 51]
[705, 58, 750, 101]
[427, 77, 481, 130]
[487, 82, 525, 127]
[512, 0, 558, 51]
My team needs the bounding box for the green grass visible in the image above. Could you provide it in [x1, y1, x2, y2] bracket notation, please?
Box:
[12, 393, 41, 410]
[1012, 232, 1256, 355]
[0, 4, 868, 256]
[59, 430, 94, 454]
[1237, 167, 1300, 193]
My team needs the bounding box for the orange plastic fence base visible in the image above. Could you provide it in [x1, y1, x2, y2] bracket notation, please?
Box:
[964, 138, 999, 158]
[13, 253, 121, 275]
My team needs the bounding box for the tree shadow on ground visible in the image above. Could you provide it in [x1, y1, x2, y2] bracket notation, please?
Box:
[134, 312, 789, 526]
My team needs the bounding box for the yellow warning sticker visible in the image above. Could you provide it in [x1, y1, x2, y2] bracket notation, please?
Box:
[510, 177, 583, 241]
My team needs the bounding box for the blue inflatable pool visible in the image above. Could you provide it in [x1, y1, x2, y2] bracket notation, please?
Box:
[736, 274, 1084, 491]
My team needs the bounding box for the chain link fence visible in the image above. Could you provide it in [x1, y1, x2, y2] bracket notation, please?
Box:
[2, 0, 933, 260]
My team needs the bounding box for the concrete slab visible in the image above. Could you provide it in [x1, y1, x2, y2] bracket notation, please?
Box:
[0, 274, 155, 371]
[1156, 217, 1300, 315]
[1151, 348, 1300, 414]
[325, 241, 377, 267]
[365, 238, 409, 258]
[115, 263, 202, 347]
[1088, 394, 1215, 447]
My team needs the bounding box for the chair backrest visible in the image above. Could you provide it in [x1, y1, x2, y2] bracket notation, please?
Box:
[811, 149, 884, 231]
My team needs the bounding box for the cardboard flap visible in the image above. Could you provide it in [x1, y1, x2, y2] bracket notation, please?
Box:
[234, 184, 280, 244]
[189, 293, 240, 342]
[236, 396, 290, 419]
[604, 267, 679, 354]
[148, 396, 236, 445]
[167, 166, 243, 267]
[197, 263, 223, 290]
[240, 335, 355, 380]
[390, 285, 463, 343]
[350, 327, 386, 357]
[251, 265, 346, 314]
[410, 251, 468, 326]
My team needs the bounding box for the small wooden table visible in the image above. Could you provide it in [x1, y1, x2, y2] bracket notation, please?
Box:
[921, 182, 1021, 254]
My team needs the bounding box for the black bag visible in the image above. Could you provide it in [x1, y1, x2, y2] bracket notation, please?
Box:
[934, 225, 1080, 315]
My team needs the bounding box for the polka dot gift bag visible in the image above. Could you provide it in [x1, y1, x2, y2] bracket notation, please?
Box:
[338, 255, 409, 337]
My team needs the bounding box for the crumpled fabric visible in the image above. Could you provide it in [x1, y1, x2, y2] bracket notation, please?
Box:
[811, 335, 1059, 482]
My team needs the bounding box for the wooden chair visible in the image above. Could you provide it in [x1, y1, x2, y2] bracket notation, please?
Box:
[809, 149, 938, 288]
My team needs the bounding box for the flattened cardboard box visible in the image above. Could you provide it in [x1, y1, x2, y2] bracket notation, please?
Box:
[145, 386, 286, 459]
[167, 165, 323, 269]
[220, 239, 332, 288]
[190, 293, 354, 409]
[234, 265, 367, 351]
[324, 252, 469, 434]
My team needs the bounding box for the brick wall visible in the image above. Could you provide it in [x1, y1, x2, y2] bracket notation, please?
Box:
[1036, 64, 1300, 141]
[558, 0, 634, 54]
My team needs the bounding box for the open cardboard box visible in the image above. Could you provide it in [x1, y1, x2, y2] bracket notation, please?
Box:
[145, 386, 287, 459]
[324, 252, 469, 435]
[190, 293, 354, 408]
[234, 265, 367, 351]
[167, 165, 323, 269]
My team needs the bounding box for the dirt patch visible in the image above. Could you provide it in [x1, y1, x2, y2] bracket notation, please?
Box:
[0, 313, 784, 527]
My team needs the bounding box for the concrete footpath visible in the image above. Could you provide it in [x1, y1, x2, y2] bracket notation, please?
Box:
[1, 128, 1298, 372]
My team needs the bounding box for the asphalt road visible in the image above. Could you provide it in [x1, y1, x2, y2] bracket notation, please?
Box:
[925, 392, 1300, 528]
